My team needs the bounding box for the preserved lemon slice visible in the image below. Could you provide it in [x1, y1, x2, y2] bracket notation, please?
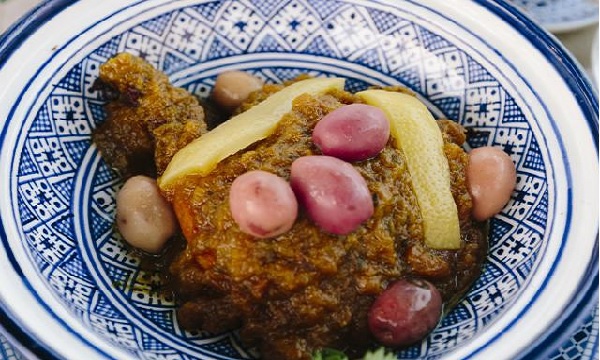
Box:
[159, 77, 345, 189]
[357, 90, 460, 250]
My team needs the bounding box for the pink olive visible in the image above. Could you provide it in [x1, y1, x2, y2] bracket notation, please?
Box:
[368, 278, 442, 347]
[229, 170, 298, 238]
[290, 155, 374, 235]
[116, 175, 177, 254]
[467, 146, 517, 221]
[312, 104, 390, 162]
[212, 70, 263, 110]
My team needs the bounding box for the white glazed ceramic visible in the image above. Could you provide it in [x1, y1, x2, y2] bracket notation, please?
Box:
[0, 1, 597, 359]
[507, 0, 599, 33]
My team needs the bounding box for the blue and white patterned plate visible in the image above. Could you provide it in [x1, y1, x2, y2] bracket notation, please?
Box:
[0, 333, 22, 360]
[507, 0, 599, 33]
[0, 0, 597, 359]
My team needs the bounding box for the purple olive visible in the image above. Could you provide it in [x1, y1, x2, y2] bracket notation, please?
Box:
[312, 104, 390, 162]
[467, 146, 517, 221]
[290, 155, 374, 235]
[368, 278, 442, 347]
[229, 170, 298, 238]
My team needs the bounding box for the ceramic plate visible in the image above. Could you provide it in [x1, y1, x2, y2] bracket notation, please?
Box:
[508, 0, 599, 33]
[0, 0, 597, 359]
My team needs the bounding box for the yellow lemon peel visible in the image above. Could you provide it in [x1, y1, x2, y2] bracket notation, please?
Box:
[159, 77, 345, 189]
[357, 89, 461, 250]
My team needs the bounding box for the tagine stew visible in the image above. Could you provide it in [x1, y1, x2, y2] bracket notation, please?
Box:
[92, 53, 516, 360]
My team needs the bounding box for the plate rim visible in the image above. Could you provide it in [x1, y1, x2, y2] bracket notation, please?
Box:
[474, 2, 598, 359]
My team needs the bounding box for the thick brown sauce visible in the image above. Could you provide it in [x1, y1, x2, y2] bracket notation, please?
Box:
[90, 53, 486, 357]
[163, 91, 487, 359]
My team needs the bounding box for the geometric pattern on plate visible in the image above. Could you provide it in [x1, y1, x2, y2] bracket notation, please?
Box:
[549, 305, 599, 360]
[12, 0, 549, 358]
[0, 333, 23, 360]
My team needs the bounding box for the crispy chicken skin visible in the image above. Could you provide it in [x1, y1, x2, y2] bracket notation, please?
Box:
[92, 53, 207, 178]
